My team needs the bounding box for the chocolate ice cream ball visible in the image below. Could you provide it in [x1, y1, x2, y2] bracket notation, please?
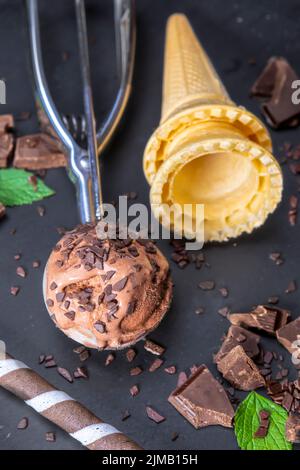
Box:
[44, 224, 172, 350]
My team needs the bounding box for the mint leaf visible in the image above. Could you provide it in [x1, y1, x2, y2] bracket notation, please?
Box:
[0, 169, 55, 206]
[234, 391, 292, 450]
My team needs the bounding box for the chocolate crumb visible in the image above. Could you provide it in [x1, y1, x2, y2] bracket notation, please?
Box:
[37, 205, 45, 217]
[164, 366, 177, 375]
[126, 348, 136, 363]
[130, 385, 139, 397]
[198, 280, 215, 291]
[149, 358, 164, 372]
[146, 406, 166, 424]
[17, 417, 29, 430]
[10, 286, 20, 296]
[73, 367, 88, 379]
[130, 366, 143, 376]
[16, 266, 26, 278]
[105, 353, 115, 366]
[45, 432, 56, 442]
[57, 367, 73, 383]
[144, 339, 165, 356]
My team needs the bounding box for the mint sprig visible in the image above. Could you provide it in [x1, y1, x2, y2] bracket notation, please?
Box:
[0, 168, 55, 206]
[234, 391, 292, 450]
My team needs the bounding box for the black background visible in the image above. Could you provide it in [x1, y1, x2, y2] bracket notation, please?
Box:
[0, 0, 300, 450]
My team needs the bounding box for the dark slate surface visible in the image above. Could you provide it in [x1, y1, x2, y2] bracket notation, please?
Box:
[0, 0, 300, 450]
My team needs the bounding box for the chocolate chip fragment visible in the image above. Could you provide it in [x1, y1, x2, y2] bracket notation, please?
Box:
[44, 359, 57, 368]
[45, 432, 56, 442]
[38, 354, 45, 364]
[218, 307, 230, 318]
[198, 280, 215, 291]
[165, 366, 177, 375]
[112, 276, 128, 292]
[122, 410, 131, 421]
[55, 292, 65, 302]
[130, 366, 143, 376]
[17, 417, 29, 430]
[219, 287, 229, 298]
[105, 353, 115, 366]
[46, 299, 54, 307]
[254, 410, 270, 438]
[144, 339, 165, 356]
[285, 280, 297, 293]
[10, 286, 20, 296]
[195, 307, 204, 315]
[130, 385, 139, 397]
[126, 300, 137, 315]
[168, 365, 234, 429]
[149, 358, 164, 372]
[32, 260, 40, 268]
[79, 349, 90, 362]
[73, 367, 88, 379]
[50, 281, 57, 290]
[37, 205, 45, 217]
[126, 348, 136, 363]
[146, 406, 165, 424]
[94, 321, 106, 334]
[0, 203, 5, 219]
[16, 266, 26, 278]
[64, 311, 75, 321]
[57, 367, 73, 383]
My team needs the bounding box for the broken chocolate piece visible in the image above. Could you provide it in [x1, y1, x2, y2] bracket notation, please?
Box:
[168, 365, 234, 429]
[262, 58, 300, 128]
[229, 305, 290, 335]
[286, 413, 300, 443]
[217, 345, 265, 391]
[57, 367, 73, 383]
[0, 203, 5, 219]
[276, 317, 300, 355]
[214, 325, 260, 364]
[126, 348, 136, 363]
[45, 432, 56, 442]
[14, 133, 66, 170]
[198, 280, 215, 291]
[144, 339, 165, 356]
[149, 358, 164, 372]
[17, 417, 29, 430]
[130, 385, 139, 397]
[146, 406, 165, 424]
[254, 409, 270, 438]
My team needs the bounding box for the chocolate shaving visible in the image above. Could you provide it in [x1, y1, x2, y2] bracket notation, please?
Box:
[57, 367, 73, 383]
[146, 406, 165, 424]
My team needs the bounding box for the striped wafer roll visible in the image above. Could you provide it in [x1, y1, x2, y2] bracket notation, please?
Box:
[0, 352, 142, 450]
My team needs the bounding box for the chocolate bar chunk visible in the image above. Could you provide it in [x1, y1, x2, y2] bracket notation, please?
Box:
[217, 345, 265, 391]
[251, 57, 300, 128]
[0, 114, 14, 168]
[251, 58, 278, 97]
[214, 325, 260, 364]
[276, 317, 300, 355]
[286, 413, 300, 443]
[168, 365, 234, 429]
[229, 305, 290, 335]
[14, 133, 67, 170]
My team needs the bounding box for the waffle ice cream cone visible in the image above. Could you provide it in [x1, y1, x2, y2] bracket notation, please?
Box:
[143, 14, 283, 242]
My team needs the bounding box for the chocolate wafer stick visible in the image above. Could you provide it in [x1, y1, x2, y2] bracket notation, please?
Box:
[0, 352, 142, 450]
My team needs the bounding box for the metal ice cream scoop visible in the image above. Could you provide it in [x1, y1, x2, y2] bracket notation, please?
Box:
[26, 0, 136, 337]
[27, 0, 135, 223]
